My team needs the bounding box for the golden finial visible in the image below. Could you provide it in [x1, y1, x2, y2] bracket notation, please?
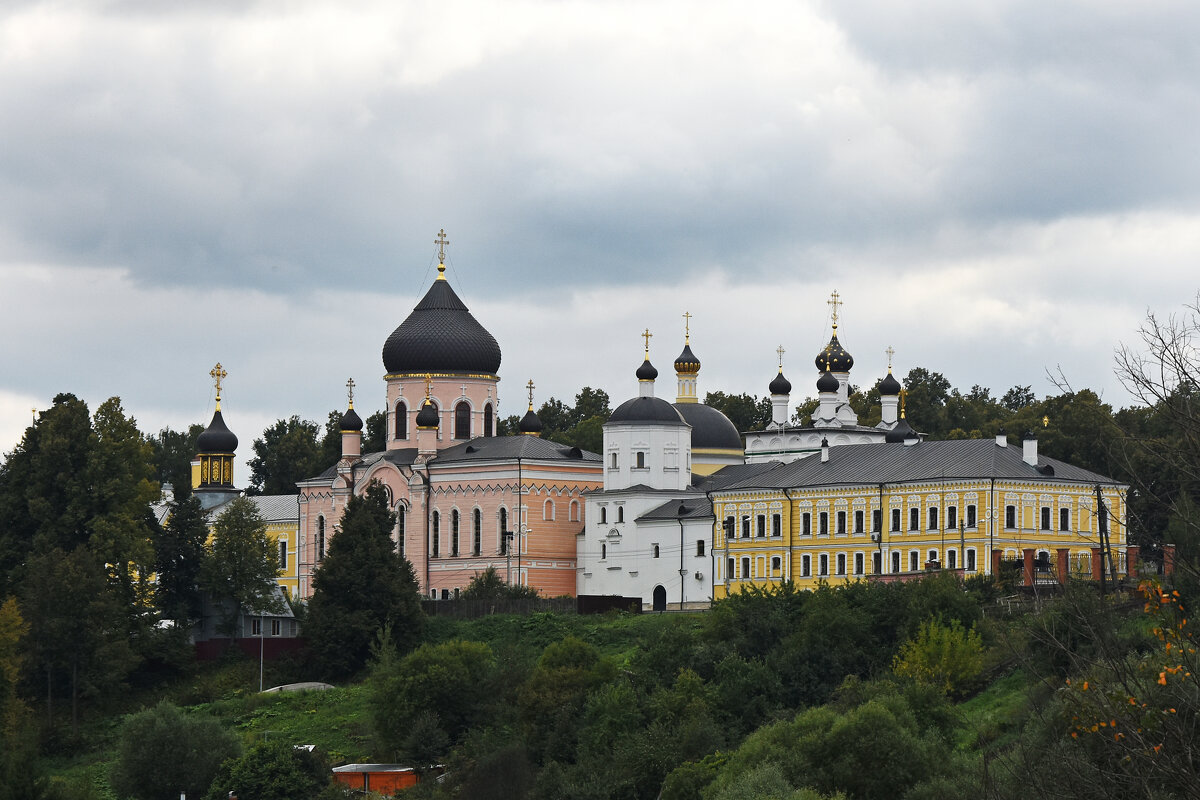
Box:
[642, 328, 653, 356]
[1043, 415, 1049, 428]
[346, 377, 356, 409]
[777, 345, 785, 372]
[827, 290, 842, 329]
[434, 228, 449, 280]
[526, 379, 536, 411]
[682, 311, 692, 343]
[210, 363, 227, 410]
[885, 345, 895, 373]
[31, 407, 37, 424]
[899, 388, 908, 419]
[423, 373, 433, 400]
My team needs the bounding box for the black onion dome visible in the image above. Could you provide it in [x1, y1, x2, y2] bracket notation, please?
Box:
[197, 409, 238, 453]
[609, 396, 687, 425]
[339, 406, 363, 431]
[817, 369, 839, 394]
[769, 370, 792, 395]
[674, 343, 701, 374]
[519, 408, 543, 434]
[382, 279, 502, 375]
[879, 371, 901, 396]
[636, 359, 659, 381]
[415, 399, 439, 429]
[814, 332, 854, 372]
[885, 417, 916, 443]
[673, 403, 742, 450]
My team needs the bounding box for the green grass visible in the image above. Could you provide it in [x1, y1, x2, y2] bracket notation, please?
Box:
[955, 669, 1033, 751]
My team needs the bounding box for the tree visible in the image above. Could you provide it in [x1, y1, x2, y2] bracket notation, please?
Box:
[204, 739, 333, 800]
[202, 497, 280, 636]
[306, 483, 423, 678]
[0, 596, 28, 742]
[892, 618, 984, 697]
[149, 424, 204, 501]
[704, 392, 771, 432]
[1001, 385, 1036, 411]
[247, 416, 324, 495]
[573, 387, 611, 425]
[459, 566, 539, 601]
[901, 368, 951, 436]
[109, 701, 240, 800]
[155, 495, 208, 623]
[363, 410, 387, 453]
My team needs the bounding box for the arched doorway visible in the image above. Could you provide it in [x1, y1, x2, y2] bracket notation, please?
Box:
[652, 585, 667, 612]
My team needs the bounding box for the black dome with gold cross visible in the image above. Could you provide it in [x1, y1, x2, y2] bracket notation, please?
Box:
[813, 290, 854, 372]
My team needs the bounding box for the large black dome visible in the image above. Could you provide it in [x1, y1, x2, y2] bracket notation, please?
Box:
[673, 403, 742, 450]
[382, 279, 501, 375]
[814, 330, 854, 372]
[609, 396, 687, 426]
[197, 409, 238, 453]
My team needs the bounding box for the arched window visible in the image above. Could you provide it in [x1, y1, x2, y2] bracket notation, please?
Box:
[473, 508, 482, 555]
[499, 507, 508, 554]
[599, 506, 607, 523]
[451, 510, 460, 556]
[617, 506, 624, 523]
[454, 401, 471, 440]
[543, 499, 555, 521]
[431, 511, 440, 558]
[601, 542, 607, 560]
[892, 551, 901, 573]
[569, 500, 580, 522]
[317, 516, 326, 561]
[395, 401, 408, 440]
[483, 404, 494, 437]
[397, 505, 406, 557]
[653, 544, 660, 558]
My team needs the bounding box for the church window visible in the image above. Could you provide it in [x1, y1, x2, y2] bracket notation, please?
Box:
[635, 451, 646, 469]
[741, 557, 750, 578]
[570, 500, 580, 521]
[909, 550, 919, 571]
[317, 516, 326, 561]
[801, 555, 811, 577]
[696, 539, 705, 556]
[1005, 505, 1016, 529]
[854, 552, 864, 575]
[601, 543, 607, 560]
[473, 509, 482, 555]
[836, 553, 846, 575]
[802, 513, 811, 536]
[872, 509, 882, 533]
[836, 511, 846, 535]
[1040, 507, 1051, 530]
[600, 506, 607, 524]
[929, 507, 938, 530]
[454, 402, 471, 440]
[1060, 507, 1070, 531]
[544, 499, 555, 521]
[653, 544, 660, 559]
[279, 540, 287, 570]
[756, 515, 766, 537]
[432, 511, 440, 558]
[854, 510, 864, 534]
[609, 452, 618, 469]
[394, 401, 408, 440]
[819, 512, 829, 536]
[947, 549, 957, 569]
[819, 554, 828, 576]
[451, 510, 460, 556]
[742, 516, 751, 538]
[617, 506, 625, 523]
[967, 504, 977, 528]
[947, 506, 957, 529]
[891, 509, 901, 532]
[398, 506, 406, 557]
[892, 551, 901, 573]
[772, 514, 781, 537]
[967, 548, 976, 571]
[499, 508, 508, 554]
[909, 508, 919, 531]
[483, 404, 494, 437]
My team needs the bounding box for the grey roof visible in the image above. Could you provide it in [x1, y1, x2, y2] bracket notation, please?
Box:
[718, 439, 1122, 492]
[609, 395, 688, 425]
[692, 461, 782, 492]
[639, 497, 715, 521]
[673, 402, 742, 451]
[204, 494, 299, 522]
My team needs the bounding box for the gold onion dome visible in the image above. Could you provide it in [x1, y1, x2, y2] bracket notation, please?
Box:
[674, 343, 701, 374]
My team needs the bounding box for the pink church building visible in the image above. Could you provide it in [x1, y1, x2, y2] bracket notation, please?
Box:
[295, 243, 602, 599]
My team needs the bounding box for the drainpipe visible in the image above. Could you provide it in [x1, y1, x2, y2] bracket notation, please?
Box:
[876, 483, 885, 575]
[782, 488, 794, 583]
[679, 511, 687, 611]
[705, 489, 719, 599]
[989, 477, 996, 577]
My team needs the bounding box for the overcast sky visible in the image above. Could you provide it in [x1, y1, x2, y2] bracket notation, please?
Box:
[2, 0, 1199, 466]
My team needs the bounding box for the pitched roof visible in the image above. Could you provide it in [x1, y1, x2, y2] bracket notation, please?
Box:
[718, 439, 1122, 492]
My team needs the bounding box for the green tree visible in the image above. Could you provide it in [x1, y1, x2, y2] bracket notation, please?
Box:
[109, 701, 240, 800]
[0, 596, 28, 742]
[204, 739, 332, 800]
[201, 497, 280, 636]
[155, 495, 208, 623]
[248, 416, 324, 495]
[893, 618, 984, 696]
[149, 424, 204, 501]
[363, 410, 387, 453]
[572, 387, 611, 425]
[704, 391, 771, 432]
[901, 368, 951, 436]
[306, 483, 423, 678]
[459, 566, 539, 601]
[1001, 385, 1036, 411]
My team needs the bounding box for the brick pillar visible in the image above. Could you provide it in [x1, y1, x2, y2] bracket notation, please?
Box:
[1056, 548, 1070, 583]
[1091, 546, 1102, 580]
[1023, 548, 1035, 587]
[1126, 545, 1139, 579]
[1164, 544, 1176, 577]
[991, 549, 1002, 577]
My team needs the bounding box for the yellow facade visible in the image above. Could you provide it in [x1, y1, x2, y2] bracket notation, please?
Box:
[713, 478, 1126, 597]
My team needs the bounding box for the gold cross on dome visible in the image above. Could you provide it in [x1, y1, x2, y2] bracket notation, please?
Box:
[210, 363, 227, 408]
[423, 373, 433, 399]
[885, 345, 895, 372]
[642, 328, 653, 354]
[682, 311, 692, 342]
[346, 377, 356, 408]
[776, 345, 785, 370]
[827, 290, 842, 327]
[526, 379, 535, 409]
[435, 228, 449, 262]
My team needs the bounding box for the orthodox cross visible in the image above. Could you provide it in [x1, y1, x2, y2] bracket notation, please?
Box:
[682, 311, 692, 342]
[827, 290, 842, 326]
[526, 379, 536, 409]
[460, 383, 468, 398]
[776, 345, 785, 370]
[346, 377, 356, 408]
[423, 373, 433, 400]
[435, 228, 449, 279]
[642, 328, 653, 355]
[210, 363, 227, 408]
[885, 345, 895, 371]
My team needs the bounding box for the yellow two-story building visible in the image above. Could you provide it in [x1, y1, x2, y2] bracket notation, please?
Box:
[712, 433, 1127, 596]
